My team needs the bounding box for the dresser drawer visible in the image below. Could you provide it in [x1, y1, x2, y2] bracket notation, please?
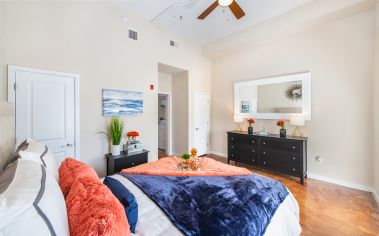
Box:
[261, 139, 301, 152]
[261, 148, 300, 174]
[228, 143, 259, 167]
[229, 134, 257, 146]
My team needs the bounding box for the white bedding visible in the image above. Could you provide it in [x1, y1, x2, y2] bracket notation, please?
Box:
[110, 174, 302, 236]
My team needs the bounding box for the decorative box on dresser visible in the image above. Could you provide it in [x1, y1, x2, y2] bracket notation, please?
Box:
[106, 150, 149, 176]
[227, 131, 307, 184]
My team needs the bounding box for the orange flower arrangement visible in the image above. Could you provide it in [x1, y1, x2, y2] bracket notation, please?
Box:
[247, 118, 255, 126]
[276, 120, 285, 129]
[127, 131, 139, 137]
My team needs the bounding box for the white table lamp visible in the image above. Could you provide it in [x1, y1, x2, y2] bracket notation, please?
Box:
[290, 115, 305, 137]
[234, 114, 244, 131]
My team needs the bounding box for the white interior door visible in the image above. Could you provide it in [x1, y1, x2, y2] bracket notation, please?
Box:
[194, 93, 210, 156]
[9, 66, 79, 165]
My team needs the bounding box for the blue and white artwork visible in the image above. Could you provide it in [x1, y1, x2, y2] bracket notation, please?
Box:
[102, 89, 143, 116]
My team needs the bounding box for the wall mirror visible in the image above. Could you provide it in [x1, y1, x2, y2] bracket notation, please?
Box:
[234, 72, 311, 120]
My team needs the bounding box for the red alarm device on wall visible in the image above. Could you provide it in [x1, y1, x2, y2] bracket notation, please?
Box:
[150, 84, 154, 90]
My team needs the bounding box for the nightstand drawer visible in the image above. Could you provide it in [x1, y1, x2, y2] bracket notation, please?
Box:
[114, 154, 147, 172]
[106, 150, 149, 175]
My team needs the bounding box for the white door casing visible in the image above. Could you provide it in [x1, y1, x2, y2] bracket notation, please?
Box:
[193, 92, 210, 156]
[8, 65, 80, 164]
[158, 91, 172, 156]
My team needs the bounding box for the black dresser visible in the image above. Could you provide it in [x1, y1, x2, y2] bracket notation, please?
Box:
[227, 131, 307, 184]
[106, 150, 149, 175]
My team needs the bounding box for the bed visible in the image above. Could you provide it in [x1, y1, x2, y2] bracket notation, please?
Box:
[109, 157, 302, 236]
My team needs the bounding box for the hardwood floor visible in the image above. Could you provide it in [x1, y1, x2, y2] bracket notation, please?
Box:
[207, 154, 379, 236]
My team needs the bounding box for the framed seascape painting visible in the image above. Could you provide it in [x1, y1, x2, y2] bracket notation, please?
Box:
[102, 89, 143, 116]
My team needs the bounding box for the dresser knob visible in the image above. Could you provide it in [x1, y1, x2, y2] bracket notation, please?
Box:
[132, 162, 135, 165]
[263, 161, 266, 165]
[252, 159, 255, 162]
[292, 168, 296, 171]
[252, 149, 255, 153]
[252, 140, 255, 144]
[263, 142, 266, 145]
[263, 151, 266, 155]
[292, 146, 296, 149]
[231, 145, 234, 149]
[231, 137, 234, 141]
[292, 157, 296, 160]
[231, 154, 234, 157]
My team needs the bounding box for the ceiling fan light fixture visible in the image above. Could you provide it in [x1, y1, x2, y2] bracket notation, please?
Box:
[218, 0, 233, 7]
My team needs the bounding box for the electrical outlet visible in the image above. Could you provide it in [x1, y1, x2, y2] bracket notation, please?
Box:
[315, 156, 322, 163]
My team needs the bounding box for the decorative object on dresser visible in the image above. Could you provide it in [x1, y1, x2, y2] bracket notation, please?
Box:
[99, 116, 125, 156]
[227, 131, 307, 184]
[290, 115, 305, 137]
[247, 118, 255, 135]
[233, 114, 244, 131]
[277, 120, 286, 138]
[106, 150, 149, 175]
[126, 131, 143, 154]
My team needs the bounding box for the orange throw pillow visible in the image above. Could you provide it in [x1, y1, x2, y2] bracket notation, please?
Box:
[58, 158, 98, 198]
[66, 175, 130, 236]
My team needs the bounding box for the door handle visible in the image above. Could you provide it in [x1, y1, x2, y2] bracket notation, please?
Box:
[195, 128, 200, 130]
[61, 143, 73, 148]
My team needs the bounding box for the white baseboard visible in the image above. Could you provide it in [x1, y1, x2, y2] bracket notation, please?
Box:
[209, 151, 227, 157]
[372, 189, 379, 206]
[307, 173, 374, 192]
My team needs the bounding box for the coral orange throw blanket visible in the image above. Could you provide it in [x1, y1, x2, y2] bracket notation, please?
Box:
[121, 157, 251, 176]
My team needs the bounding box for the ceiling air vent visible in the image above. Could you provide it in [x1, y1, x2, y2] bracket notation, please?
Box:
[170, 40, 178, 47]
[128, 28, 138, 41]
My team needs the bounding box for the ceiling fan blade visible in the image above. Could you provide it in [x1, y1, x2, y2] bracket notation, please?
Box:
[198, 1, 219, 20]
[229, 1, 246, 19]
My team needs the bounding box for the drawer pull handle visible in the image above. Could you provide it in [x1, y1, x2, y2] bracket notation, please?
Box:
[231, 137, 234, 141]
[263, 161, 266, 165]
[292, 168, 296, 171]
[292, 146, 296, 149]
[263, 152, 266, 155]
[252, 140, 255, 144]
[252, 159, 255, 162]
[132, 163, 135, 165]
[292, 157, 296, 160]
[231, 146, 234, 149]
[252, 149, 255, 153]
[263, 142, 266, 145]
[231, 154, 234, 157]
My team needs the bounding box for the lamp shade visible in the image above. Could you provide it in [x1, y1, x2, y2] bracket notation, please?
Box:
[290, 115, 305, 126]
[218, 0, 233, 7]
[234, 114, 244, 123]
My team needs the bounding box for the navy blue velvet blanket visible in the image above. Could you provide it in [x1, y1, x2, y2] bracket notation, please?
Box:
[120, 174, 288, 236]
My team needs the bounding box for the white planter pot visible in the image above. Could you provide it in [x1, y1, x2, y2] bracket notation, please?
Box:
[112, 145, 121, 156]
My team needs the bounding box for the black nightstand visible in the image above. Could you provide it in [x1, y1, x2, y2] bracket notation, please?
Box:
[106, 150, 149, 176]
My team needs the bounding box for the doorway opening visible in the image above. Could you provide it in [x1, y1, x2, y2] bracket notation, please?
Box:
[158, 63, 188, 158]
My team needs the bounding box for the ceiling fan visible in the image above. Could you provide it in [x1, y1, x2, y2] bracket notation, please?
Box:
[198, 0, 246, 20]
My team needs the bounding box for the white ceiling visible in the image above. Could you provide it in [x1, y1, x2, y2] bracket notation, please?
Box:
[113, 0, 314, 45]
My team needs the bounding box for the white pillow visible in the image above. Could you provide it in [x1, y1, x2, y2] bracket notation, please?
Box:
[0, 159, 69, 236]
[18, 138, 59, 180]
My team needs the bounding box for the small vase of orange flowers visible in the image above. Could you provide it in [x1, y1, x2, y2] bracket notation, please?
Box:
[247, 118, 255, 135]
[127, 131, 139, 141]
[277, 120, 286, 138]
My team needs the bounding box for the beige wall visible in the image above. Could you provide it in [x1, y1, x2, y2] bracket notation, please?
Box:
[210, 11, 374, 187]
[373, 2, 379, 195]
[0, 2, 3, 101]
[172, 72, 189, 155]
[1, 1, 211, 176]
[158, 72, 172, 93]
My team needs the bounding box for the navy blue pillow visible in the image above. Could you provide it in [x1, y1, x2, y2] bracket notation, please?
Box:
[103, 177, 138, 233]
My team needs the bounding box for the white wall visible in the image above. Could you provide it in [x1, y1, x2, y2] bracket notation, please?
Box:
[373, 2, 379, 196]
[1, 1, 211, 176]
[210, 11, 374, 187]
[158, 72, 172, 93]
[0, 2, 3, 101]
[172, 72, 189, 155]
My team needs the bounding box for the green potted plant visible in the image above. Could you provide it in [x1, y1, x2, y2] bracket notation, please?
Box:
[100, 116, 125, 156]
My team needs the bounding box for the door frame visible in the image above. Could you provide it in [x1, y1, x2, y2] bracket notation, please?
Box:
[193, 91, 210, 155]
[158, 91, 172, 156]
[7, 65, 81, 159]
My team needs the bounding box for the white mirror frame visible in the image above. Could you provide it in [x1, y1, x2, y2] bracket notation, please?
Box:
[234, 72, 311, 120]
